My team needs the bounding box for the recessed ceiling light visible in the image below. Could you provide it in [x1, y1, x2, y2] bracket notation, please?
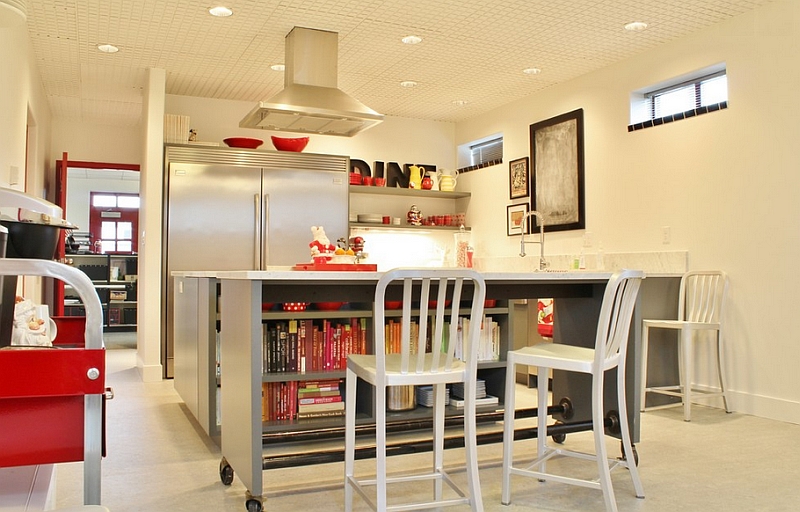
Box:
[97, 44, 119, 53]
[401, 35, 422, 45]
[208, 6, 233, 17]
[452, 100, 468, 107]
[624, 21, 648, 31]
[523, 67, 541, 75]
[270, 64, 285, 71]
[400, 80, 418, 88]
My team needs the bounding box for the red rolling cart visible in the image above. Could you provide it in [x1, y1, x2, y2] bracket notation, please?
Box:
[0, 259, 107, 506]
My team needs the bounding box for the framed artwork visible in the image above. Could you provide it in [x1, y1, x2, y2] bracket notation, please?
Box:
[509, 157, 530, 199]
[529, 108, 585, 232]
[507, 203, 529, 236]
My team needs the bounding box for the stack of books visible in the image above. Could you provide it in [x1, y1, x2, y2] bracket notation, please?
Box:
[296, 379, 345, 419]
[449, 379, 498, 409]
[416, 385, 450, 407]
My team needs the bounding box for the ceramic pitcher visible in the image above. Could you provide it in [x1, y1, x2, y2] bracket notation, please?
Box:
[437, 169, 457, 191]
[408, 165, 424, 189]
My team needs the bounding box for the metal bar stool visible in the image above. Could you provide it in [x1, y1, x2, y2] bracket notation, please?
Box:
[502, 270, 645, 512]
[640, 270, 730, 421]
[344, 268, 486, 512]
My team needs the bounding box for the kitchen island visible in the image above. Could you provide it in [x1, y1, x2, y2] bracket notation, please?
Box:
[173, 268, 680, 510]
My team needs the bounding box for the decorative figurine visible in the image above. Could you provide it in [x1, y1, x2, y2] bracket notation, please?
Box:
[407, 204, 422, 226]
[188, 129, 197, 142]
[309, 226, 336, 260]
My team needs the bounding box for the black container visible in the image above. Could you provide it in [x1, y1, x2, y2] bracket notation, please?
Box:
[0, 220, 61, 259]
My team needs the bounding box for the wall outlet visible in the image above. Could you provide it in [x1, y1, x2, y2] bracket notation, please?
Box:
[9, 165, 19, 185]
[662, 226, 671, 244]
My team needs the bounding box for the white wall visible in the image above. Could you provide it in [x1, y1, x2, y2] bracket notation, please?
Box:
[456, 0, 800, 423]
[50, 119, 142, 166]
[165, 95, 456, 172]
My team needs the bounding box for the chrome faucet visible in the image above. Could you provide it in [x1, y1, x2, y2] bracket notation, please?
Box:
[519, 210, 548, 271]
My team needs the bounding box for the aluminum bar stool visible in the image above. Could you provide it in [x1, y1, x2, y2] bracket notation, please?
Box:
[502, 270, 645, 512]
[344, 268, 486, 512]
[640, 270, 730, 421]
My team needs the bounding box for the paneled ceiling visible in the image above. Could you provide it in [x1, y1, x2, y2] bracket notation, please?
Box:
[25, 0, 773, 127]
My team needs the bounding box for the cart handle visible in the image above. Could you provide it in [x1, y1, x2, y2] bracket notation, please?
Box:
[0, 259, 104, 349]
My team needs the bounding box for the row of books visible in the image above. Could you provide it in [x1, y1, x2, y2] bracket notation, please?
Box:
[261, 379, 345, 421]
[262, 318, 368, 374]
[383, 316, 500, 362]
[455, 316, 501, 362]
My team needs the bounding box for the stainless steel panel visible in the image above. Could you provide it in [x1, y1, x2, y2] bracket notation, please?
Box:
[262, 168, 348, 266]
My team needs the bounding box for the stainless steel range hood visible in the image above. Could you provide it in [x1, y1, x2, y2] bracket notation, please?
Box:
[240, 27, 384, 137]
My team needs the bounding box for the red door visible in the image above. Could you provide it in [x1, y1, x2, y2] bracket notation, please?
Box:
[88, 192, 139, 254]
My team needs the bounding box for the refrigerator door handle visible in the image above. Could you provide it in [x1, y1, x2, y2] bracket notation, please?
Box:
[262, 194, 269, 270]
[254, 194, 261, 269]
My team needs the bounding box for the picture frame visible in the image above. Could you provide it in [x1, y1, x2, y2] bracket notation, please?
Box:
[509, 157, 530, 199]
[507, 203, 529, 236]
[529, 108, 585, 232]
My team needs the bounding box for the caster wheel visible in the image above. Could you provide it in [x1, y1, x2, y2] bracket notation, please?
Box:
[620, 441, 640, 466]
[219, 458, 234, 486]
[551, 421, 566, 444]
[246, 498, 262, 512]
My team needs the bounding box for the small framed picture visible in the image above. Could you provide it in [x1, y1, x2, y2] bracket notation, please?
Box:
[507, 203, 529, 236]
[509, 157, 530, 199]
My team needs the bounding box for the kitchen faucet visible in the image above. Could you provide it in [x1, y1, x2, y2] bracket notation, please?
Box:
[519, 210, 548, 271]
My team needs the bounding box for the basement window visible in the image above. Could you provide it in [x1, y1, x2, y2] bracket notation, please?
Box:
[629, 65, 728, 132]
[458, 135, 503, 173]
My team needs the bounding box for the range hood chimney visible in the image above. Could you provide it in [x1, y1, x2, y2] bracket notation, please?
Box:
[239, 27, 384, 137]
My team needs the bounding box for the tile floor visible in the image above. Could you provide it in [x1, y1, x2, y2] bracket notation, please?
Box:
[54, 335, 800, 511]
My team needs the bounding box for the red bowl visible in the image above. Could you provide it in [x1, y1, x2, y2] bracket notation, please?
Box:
[484, 299, 497, 308]
[271, 136, 309, 152]
[261, 302, 275, 311]
[349, 173, 362, 185]
[282, 302, 308, 312]
[384, 301, 403, 310]
[223, 137, 263, 149]
[315, 302, 345, 311]
[428, 300, 453, 309]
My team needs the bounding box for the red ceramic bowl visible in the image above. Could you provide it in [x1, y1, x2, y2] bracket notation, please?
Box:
[223, 137, 263, 149]
[484, 299, 497, 308]
[271, 136, 309, 152]
[428, 300, 453, 309]
[282, 302, 308, 312]
[315, 302, 345, 311]
[384, 301, 403, 310]
[261, 302, 275, 311]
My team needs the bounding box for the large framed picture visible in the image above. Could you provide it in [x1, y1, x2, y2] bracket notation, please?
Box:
[509, 157, 529, 199]
[507, 203, 529, 236]
[529, 108, 585, 232]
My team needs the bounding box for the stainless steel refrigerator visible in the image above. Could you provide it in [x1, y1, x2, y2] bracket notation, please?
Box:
[162, 144, 349, 377]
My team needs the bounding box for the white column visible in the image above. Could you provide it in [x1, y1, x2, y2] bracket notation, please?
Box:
[137, 68, 165, 381]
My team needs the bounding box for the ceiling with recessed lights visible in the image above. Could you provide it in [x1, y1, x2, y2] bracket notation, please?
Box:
[25, 0, 773, 127]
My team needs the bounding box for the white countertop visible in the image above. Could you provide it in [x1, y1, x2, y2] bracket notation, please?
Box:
[174, 268, 638, 281]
